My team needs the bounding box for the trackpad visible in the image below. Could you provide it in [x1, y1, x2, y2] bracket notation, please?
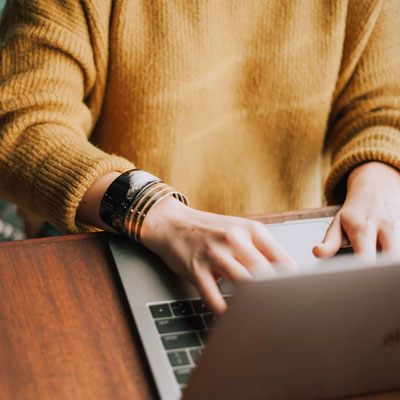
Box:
[219, 218, 334, 293]
[268, 220, 331, 271]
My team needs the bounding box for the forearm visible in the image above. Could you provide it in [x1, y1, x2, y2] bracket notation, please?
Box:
[0, 0, 134, 233]
[76, 171, 122, 232]
[76, 171, 186, 237]
[324, 0, 400, 204]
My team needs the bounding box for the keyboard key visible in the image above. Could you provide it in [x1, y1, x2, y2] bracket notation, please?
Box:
[170, 301, 193, 316]
[167, 351, 190, 367]
[174, 367, 193, 384]
[203, 313, 216, 329]
[149, 303, 172, 319]
[337, 246, 353, 255]
[198, 330, 208, 344]
[223, 295, 232, 304]
[162, 332, 201, 350]
[189, 348, 202, 365]
[156, 316, 205, 334]
[191, 299, 210, 314]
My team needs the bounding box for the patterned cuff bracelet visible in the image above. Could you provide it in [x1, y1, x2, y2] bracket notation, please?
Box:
[99, 169, 188, 242]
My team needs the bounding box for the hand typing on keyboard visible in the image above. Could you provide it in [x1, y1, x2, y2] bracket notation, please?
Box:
[141, 196, 297, 314]
[313, 162, 400, 261]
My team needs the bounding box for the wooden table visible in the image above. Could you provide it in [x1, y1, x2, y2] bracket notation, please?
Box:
[0, 206, 399, 399]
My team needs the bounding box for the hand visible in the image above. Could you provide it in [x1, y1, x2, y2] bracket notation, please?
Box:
[77, 172, 296, 314]
[314, 162, 400, 260]
[141, 196, 296, 314]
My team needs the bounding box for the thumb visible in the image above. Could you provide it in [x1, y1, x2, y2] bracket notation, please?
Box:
[313, 215, 342, 258]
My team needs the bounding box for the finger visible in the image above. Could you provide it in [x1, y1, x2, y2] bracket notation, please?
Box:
[214, 253, 253, 281]
[313, 215, 342, 258]
[232, 243, 275, 276]
[251, 224, 297, 269]
[347, 222, 377, 261]
[378, 228, 400, 256]
[194, 269, 227, 315]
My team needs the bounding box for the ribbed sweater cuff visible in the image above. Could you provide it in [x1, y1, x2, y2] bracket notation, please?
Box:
[35, 141, 134, 233]
[325, 126, 400, 204]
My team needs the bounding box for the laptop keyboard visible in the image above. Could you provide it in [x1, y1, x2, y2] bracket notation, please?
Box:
[148, 296, 231, 390]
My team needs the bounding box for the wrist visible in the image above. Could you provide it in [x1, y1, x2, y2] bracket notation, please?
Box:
[141, 195, 191, 250]
[95, 169, 189, 242]
[347, 161, 399, 191]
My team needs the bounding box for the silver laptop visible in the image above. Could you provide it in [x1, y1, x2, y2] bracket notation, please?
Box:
[183, 252, 400, 400]
[109, 217, 400, 399]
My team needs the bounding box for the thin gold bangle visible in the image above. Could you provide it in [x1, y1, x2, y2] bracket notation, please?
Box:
[125, 182, 170, 238]
[132, 187, 176, 241]
[134, 190, 186, 242]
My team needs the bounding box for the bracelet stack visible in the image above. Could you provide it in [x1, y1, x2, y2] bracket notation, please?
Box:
[99, 169, 188, 242]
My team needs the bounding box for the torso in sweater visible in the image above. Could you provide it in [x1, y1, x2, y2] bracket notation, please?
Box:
[2, 0, 398, 233]
[91, 1, 346, 216]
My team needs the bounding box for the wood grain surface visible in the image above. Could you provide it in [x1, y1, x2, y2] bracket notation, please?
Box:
[0, 207, 399, 399]
[0, 233, 157, 399]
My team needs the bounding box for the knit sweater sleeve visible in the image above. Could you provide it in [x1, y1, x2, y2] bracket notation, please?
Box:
[324, 0, 400, 204]
[0, 0, 134, 233]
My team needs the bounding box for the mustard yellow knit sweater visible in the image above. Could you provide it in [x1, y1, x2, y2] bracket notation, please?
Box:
[1, 0, 400, 233]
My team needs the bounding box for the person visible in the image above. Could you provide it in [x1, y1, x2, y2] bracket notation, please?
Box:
[1, 0, 400, 314]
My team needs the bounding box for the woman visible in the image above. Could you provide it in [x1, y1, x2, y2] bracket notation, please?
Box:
[1, 0, 400, 313]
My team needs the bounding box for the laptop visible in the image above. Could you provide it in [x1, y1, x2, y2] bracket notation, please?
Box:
[183, 253, 400, 399]
[109, 217, 400, 399]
